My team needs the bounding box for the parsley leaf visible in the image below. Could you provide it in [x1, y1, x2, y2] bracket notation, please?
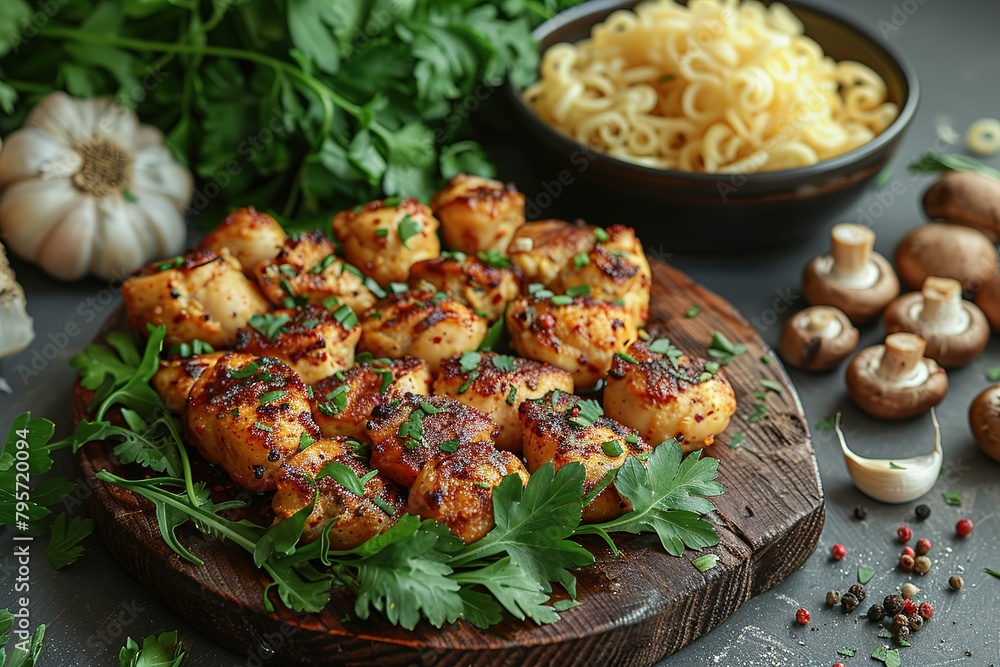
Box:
[491, 354, 516, 372]
[569, 400, 603, 428]
[707, 331, 747, 364]
[248, 313, 291, 341]
[577, 442, 724, 556]
[648, 338, 683, 367]
[118, 630, 186, 667]
[397, 215, 421, 249]
[458, 351, 482, 373]
[476, 250, 512, 268]
[45, 512, 94, 570]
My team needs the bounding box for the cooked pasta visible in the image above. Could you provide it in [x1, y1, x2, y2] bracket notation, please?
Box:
[524, 0, 899, 172]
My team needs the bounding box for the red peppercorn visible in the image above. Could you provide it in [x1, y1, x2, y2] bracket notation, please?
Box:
[915, 537, 932, 555]
[831, 543, 847, 560]
[919, 602, 934, 619]
[903, 598, 918, 616]
[899, 554, 915, 571]
[834, 663, 845, 667]
[956, 518, 974, 537]
[795, 608, 810, 625]
[897, 526, 913, 542]
[902, 546, 915, 558]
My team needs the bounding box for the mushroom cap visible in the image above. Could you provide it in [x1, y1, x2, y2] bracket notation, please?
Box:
[802, 252, 899, 325]
[778, 306, 859, 371]
[973, 273, 1000, 333]
[894, 223, 997, 293]
[969, 384, 1000, 463]
[846, 345, 948, 420]
[883, 292, 990, 368]
[923, 170, 1000, 242]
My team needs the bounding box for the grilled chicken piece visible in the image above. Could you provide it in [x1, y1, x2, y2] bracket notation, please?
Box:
[253, 229, 376, 315]
[272, 438, 404, 547]
[365, 393, 498, 488]
[332, 197, 440, 285]
[519, 390, 651, 522]
[407, 442, 528, 544]
[198, 207, 286, 276]
[234, 303, 361, 385]
[509, 220, 651, 326]
[185, 352, 320, 492]
[505, 294, 637, 390]
[408, 253, 521, 323]
[433, 350, 573, 454]
[358, 290, 487, 375]
[152, 352, 225, 413]
[603, 340, 736, 453]
[430, 174, 526, 254]
[311, 355, 431, 441]
[122, 248, 269, 348]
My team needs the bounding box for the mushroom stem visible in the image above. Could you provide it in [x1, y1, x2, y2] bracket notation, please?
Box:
[877, 332, 927, 384]
[830, 223, 876, 285]
[917, 276, 968, 333]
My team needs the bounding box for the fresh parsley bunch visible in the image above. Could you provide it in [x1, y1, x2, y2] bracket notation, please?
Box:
[0, 0, 581, 226]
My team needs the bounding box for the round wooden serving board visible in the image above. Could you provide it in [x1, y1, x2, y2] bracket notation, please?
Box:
[74, 259, 824, 666]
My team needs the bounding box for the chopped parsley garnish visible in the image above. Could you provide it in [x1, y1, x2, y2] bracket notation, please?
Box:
[476, 250, 512, 268]
[279, 278, 295, 295]
[398, 401, 441, 449]
[320, 385, 349, 415]
[746, 403, 768, 423]
[231, 408, 239, 418]
[317, 461, 376, 497]
[550, 295, 573, 306]
[158, 256, 185, 271]
[708, 332, 747, 364]
[372, 497, 395, 516]
[648, 338, 683, 367]
[624, 433, 638, 445]
[616, 352, 638, 364]
[601, 441, 623, 457]
[364, 277, 386, 298]
[375, 228, 389, 238]
[506, 385, 518, 406]
[231, 362, 261, 379]
[458, 372, 479, 393]
[594, 227, 609, 242]
[342, 263, 364, 278]
[566, 284, 591, 297]
[388, 282, 409, 294]
[698, 361, 721, 383]
[432, 291, 448, 303]
[442, 250, 467, 261]
[760, 378, 783, 394]
[332, 304, 359, 328]
[248, 313, 291, 341]
[419, 401, 440, 415]
[573, 252, 589, 269]
[375, 369, 394, 395]
[309, 254, 337, 274]
[658, 73, 676, 83]
[298, 433, 316, 450]
[685, 305, 701, 318]
[300, 318, 319, 329]
[397, 215, 420, 248]
[439, 439, 459, 453]
[528, 283, 554, 299]
[322, 296, 340, 310]
[278, 263, 297, 277]
[254, 422, 272, 432]
[259, 390, 287, 405]
[569, 399, 603, 428]
[491, 354, 516, 372]
[474, 481, 491, 489]
[458, 351, 481, 373]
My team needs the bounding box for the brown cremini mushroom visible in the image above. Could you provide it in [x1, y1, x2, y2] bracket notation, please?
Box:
[883, 276, 990, 368]
[778, 306, 859, 371]
[923, 171, 1000, 241]
[973, 273, 1000, 333]
[969, 385, 1000, 463]
[802, 223, 899, 325]
[846, 333, 948, 420]
[894, 222, 997, 293]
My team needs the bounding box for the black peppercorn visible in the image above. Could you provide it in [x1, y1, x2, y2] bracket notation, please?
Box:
[826, 590, 842, 606]
[848, 584, 867, 603]
[897, 625, 911, 643]
[883, 595, 904, 617]
[909, 613, 924, 631]
[867, 604, 885, 622]
[915, 504, 931, 521]
[841, 592, 859, 614]
[893, 613, 910, 629]
[853, 506, 868, 520]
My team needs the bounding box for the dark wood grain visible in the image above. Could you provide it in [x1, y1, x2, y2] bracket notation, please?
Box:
[74, 260, 824, 666]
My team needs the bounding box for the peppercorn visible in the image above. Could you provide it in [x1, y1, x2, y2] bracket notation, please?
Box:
[854, 506, 868, 520]
[867, 604, 885, 622]
[893, 613, 910, 628]
[902, 598, 918, 616]
[901, 546, 915, 558]
[909, 613, 924, 631]
[899, 554, 915, 571]
[949, 575, 964, 590]
[795, 608, 811, 625]
[897, 625, 911, 643]
[897, 526, 913, 542]
[848, 583, 867, 603]
[915, 504, 931, 520]
[956, 518, 974, 537]
[915, 537, 932, 555]
[901, 582, 920, 599]
[826, 589, 842, 606]
[918, 602, 934, 619]
[833, 663, 845, 667]
[841, 592, 859, 614]
[831, 543, 847, 560]
[914, 555, 932, 575]
[883, 594, 904, 617]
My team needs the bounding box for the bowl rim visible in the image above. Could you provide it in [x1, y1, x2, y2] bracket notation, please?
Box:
[508, 0, 920, 183]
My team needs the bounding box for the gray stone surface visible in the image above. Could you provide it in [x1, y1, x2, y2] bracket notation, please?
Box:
[1, 0, 999, 664]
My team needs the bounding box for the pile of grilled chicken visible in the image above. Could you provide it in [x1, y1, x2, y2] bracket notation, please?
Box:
[124, 175, 737, 548]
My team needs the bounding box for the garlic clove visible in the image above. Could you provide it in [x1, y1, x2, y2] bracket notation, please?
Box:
[836, 410, 942, 504]
[37, 197, 97, 281]
[0, 179, 80, 260]
[0, 243, 34, 357]
[0, 129, 75, 186]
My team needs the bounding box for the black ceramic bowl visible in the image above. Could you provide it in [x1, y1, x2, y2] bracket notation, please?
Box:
[504, 0, 919, 253]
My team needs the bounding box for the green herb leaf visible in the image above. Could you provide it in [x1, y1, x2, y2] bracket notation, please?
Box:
[616, 352, 638, 364]
[601, 441, 624, 457]
[858, 565, 875, 585]
[569, 400, 603, 428]
[691, 554, 718, 572]
[476, 250, 512, 268]
[648, 338, 683, 366]
[506, 385, 518, 406]
[573, 253, 589, 269]
[594, 227, 609, 242]
[118, 630, 186, 667]
[491, 355, 516, 372]
[565, 284, 590, 297]
[986, 568, 1000, 579]
[458, 351, 482, 374]
[333, 304, 359, 329]
[760, 379, 782, 394]
[942, 492, 962, 507]
[259, 390, 287, 405]
[397, 215, 421, 249]
[439, 439, 459, 453]
[888, 462, 906, 470]
[708, 331, 747, 364]
[747, 403, 768, 423]
[837, 648, 856, 657]
[815, 415, 838, 431]
[684, 306, 701, 318]
[908, 151, 1000, 180]
[46, 513, 94, 570]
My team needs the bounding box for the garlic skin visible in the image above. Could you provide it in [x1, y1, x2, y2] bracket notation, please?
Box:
[0, 241, 33, 357]
[836, 410, 942, 504]
[0, 92, 193, 281]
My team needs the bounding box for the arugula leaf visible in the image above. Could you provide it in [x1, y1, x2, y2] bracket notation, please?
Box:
[46, 513, 94, 570]
[254, 490, 316, 567]
[118, 630, 185, 667]
[577, 443, 724, 556]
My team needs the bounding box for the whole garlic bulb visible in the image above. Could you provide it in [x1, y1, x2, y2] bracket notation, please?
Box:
[0, 92, 193, 281]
